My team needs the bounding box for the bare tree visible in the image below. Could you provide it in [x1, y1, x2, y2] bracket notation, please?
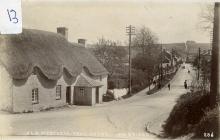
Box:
[199, 3, 219, 107]
[198, 4, 214, 32]
[93, 37, 127, 77]
[132, 26, 158, 55]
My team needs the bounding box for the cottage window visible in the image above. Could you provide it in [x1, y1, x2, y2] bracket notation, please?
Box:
[32, 88, 39, 104]
[79, 88, 85, 96]
[56, 85, 62, 100]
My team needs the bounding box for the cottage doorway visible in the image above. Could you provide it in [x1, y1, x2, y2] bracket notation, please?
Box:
[66, 86, 71, 104]
[96, 87, 99, 103]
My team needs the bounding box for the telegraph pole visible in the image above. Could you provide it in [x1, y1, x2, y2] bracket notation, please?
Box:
[185, 42, 189, 63]
[171, 48, 174, 67]
[197, 47, 201, 80]
[210, 3, 220, 107]
[160, 43, 163, 83]
[126, 25, 135, 94]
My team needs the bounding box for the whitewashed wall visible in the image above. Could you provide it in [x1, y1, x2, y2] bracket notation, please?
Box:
[12, 73, 67, 113]
[0, 66, 108, 113]
[81, 69, 108, 103]
[0, 65, 13, 112]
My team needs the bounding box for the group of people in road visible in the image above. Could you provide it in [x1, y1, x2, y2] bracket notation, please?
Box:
[166, 65, 190, 91]
[150, 63, 191, 91]
[167, 80, 188, 91]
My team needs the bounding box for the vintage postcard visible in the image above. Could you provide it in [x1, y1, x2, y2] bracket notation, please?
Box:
[0, 0, 219, 140]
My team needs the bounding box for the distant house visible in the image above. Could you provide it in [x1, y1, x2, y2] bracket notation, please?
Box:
[0, 27, 108, 113]
[185, 41, 211, 63]
[162, 49, 172, 68]
[201, 49, 212, 62]
[162, 49, 182, 70]
[162, 56, 171, 68]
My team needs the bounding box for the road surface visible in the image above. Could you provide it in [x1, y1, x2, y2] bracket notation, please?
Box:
[0, 64, 195, 139]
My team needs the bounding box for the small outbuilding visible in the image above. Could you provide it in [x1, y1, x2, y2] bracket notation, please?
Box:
[74, 74, 103, 105]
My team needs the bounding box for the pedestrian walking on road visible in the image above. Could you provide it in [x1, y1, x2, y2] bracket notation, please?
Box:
[168, 83, 171, 90]
[184, 80, 187, 89]
[158, 82, 161, 89]
[153, 80, 156, 85]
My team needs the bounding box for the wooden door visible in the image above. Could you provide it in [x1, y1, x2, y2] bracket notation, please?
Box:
[66, 86, 71, 104]
[96, 87, 99, 103]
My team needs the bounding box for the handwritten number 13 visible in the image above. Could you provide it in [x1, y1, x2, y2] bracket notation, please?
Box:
[7, 9, 18, 24]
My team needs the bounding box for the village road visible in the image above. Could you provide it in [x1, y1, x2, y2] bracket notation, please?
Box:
[0, 64, 195, 139]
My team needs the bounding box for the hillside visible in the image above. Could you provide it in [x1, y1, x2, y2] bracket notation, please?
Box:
[88, 42, 211, 61]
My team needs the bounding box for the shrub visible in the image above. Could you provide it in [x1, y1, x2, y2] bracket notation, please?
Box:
[162, 90, 211, 138]
[130, 69, 151, 93]
[146, 86, 157, 95]
[108, 81, 115, 89]
[193, 107, 219, 139]
[131, 84, 145, 93]
[103, 94, 114, 102]
[22, 110, 33, 113]
[103, 90, 114, 102]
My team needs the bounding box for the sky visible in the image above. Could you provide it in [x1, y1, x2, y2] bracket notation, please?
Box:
[22, 0, 213, 45]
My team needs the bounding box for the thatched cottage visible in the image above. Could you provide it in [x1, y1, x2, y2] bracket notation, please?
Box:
[0, 27, 108, 113]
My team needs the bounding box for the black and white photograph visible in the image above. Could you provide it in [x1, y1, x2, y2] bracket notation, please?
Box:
[0, 0, 219, 139]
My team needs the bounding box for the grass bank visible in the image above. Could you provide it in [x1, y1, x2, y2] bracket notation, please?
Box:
[122, 71, 177, 99]
[162, 90, 219, 139]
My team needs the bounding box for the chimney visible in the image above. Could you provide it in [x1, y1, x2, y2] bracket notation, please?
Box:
[78, 38, 86, 47]
[57, 27, 68, 40]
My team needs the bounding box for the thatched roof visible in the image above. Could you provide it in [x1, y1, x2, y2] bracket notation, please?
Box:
[0, 29, 108, 80]
[75, 74, 103, 87]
